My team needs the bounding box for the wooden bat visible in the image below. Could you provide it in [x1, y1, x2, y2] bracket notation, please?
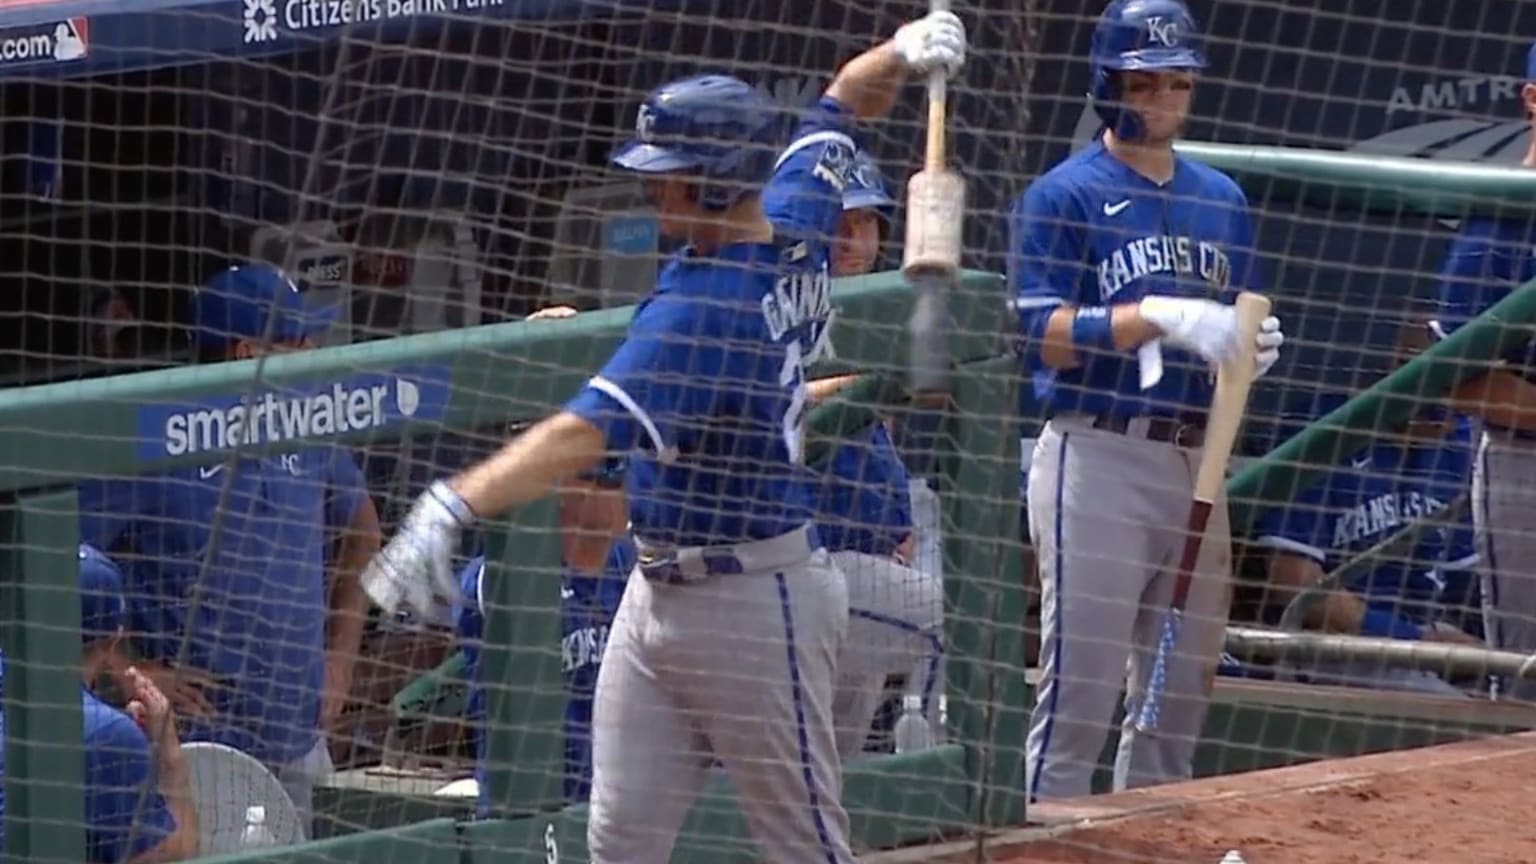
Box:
[901, 0, 965, 283]
[1133, 291, 1272, 733]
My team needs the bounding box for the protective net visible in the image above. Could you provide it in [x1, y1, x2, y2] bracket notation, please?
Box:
[3, 0, 1536, 862]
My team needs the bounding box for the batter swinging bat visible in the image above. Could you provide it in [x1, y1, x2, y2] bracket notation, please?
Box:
[1134, 291, 1272, 733]
[903, 0, 965, 395]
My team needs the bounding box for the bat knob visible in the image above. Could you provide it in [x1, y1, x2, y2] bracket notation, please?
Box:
[901, 169, 966, 280]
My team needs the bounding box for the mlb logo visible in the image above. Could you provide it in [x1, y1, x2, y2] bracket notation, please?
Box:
[52, 18, 87, 62]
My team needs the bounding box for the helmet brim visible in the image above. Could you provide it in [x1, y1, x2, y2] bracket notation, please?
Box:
[610, 141, 702, 173]
[1102, 48, 1207, 72]
[842, 191, 896, 213]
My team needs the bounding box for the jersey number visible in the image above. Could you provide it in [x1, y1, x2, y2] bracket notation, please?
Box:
[780, 340, 808, 464]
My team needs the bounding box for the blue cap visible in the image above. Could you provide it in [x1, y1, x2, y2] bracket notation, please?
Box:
[190, 263, 338, 349]
[1526, 42, 1536, 81]
[79, 544, 126, 645]
[843, 151, 896, 214]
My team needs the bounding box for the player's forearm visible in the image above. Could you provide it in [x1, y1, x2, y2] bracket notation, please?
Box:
[1034, 304, 1163, 370]
[1306, 590, 1367, 635]
[451, 411, 606, 519]
[144, 755, 199, 863]
[825, 43, 910, 120]
[328, 502, 379, 656]
[1450, 369, 1536, 432]
[807, 373, 864, 406]
[1266, 552, 1324, 610]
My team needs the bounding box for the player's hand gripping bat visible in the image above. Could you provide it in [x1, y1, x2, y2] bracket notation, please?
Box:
[902, 0, 966, 395]
[1134, 291, 1272, 733]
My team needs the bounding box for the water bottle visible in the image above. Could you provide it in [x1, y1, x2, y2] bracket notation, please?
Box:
[892, 695, 935, 754]
[240, 804, 280, 849]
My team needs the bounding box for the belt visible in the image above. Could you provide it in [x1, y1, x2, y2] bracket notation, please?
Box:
[634, 524, 819, 585]
[1058, 412, 1206, 446]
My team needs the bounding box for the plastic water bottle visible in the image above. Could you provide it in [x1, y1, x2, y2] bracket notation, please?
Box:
[892, 695, 935, 754]
[240, 805, 280, 850]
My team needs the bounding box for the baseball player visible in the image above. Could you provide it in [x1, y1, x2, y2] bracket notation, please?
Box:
[76, 263, 382, 820]
[0, 546, 201, 862]
[1432, 43, 1536, 701]
[1252, 396, 1480, 696]
[811, 157, 946, 758]
[446, 452, 633, 813]
[1010, 0, 1284, 801]
[829, 149, 945, 588]
[359, 16, 966, 863]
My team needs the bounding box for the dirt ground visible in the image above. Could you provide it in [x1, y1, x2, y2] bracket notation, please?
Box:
[891, 731, 1536, 864]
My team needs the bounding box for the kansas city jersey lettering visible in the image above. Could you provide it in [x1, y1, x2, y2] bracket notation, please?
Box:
[763, 243, 834, 358]
[1331, 489, 1444, 548]
[1096, 235, 1231, 300]
[562, 623, 609, 673]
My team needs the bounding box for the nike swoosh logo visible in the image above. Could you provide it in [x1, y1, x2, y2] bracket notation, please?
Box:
[1103, 200, 1131, 216]
[199, 464, 224, 480]
[1352, 455, 1371, 470]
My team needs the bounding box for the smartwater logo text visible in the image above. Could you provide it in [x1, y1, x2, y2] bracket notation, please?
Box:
[137, 365, 451, 461]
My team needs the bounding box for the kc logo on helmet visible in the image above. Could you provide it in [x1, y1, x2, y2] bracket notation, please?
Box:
[635, 104, 657, 142]
[1144, 16, 1179, 48]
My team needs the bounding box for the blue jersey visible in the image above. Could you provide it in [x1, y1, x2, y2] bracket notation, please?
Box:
[1434, 216, 1536, 436]
[815, 424, 913, 558]
[1254, 419, 1477, 623]
[0, 663, 178, 863]
[456, 538, 633, 810]
[564, 98, 853, 548]
[76, 447, 368, 765]
[1008, 138, 1260, 417]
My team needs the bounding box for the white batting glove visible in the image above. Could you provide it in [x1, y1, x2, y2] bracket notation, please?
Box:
[1255, 315, 1284, 379]
[361, 480, 475, 622]
[893, 10, 967, 78]
[1138, 296, 1240, 366]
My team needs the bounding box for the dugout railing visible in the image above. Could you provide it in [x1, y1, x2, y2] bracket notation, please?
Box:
[9, 143, 1536, 863]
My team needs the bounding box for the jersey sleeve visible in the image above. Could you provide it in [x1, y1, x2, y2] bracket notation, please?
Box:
[564, 293, 728, 457]
[1007, 181, 1088, 368]
[324, 447, 369, 529]
[84, 707, 176, 864]
[1433, 229, 1502, 338]
[1252, 472, 1333, 563]
[1223, 186, 1264, 300]
[762, 96, 857, 242]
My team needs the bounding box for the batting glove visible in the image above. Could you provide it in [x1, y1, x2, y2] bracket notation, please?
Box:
[1138, 296, 1241, 366]
[361, 480, 476, 622]
[893, 10, 967, 78]
[1255, 315, 1284, 379]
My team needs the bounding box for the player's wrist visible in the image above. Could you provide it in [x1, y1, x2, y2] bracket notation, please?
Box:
[1069, 306, 1117, 354]
[429, 480, 478, 527]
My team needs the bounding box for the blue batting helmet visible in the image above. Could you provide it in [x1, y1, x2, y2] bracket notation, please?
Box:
[611, 74, 779, 212]
[1089, 0, 1208, 140]
[843, 151, 896, 215]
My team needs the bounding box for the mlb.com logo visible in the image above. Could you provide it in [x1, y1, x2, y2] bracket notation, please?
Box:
[0, 17, 87, 68]
[136, 365, 452, 461]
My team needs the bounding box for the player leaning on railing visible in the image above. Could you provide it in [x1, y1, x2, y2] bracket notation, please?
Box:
[1432, 40, 1536, 703]
[359, 11, 965, 863]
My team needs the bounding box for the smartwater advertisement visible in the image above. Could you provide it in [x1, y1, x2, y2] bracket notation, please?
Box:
[135, 363, 452, 461]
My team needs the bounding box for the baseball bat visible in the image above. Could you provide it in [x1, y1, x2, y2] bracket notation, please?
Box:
[903, 0, 965, 395]
[1134, 291, 1272, 733]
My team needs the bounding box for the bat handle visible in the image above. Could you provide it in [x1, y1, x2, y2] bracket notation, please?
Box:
[922, 0, 949, 173]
